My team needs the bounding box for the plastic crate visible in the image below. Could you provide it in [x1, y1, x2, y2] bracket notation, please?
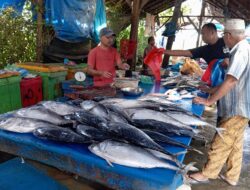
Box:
[0, 76, 22, 113]
[20, 76, 43, 107]
[31, 71, 67, 100]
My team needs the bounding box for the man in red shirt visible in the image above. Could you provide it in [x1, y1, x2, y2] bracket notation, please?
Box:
[87, 27, 130, 86]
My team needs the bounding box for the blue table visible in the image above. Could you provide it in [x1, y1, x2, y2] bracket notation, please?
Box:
[0, 82, 204, 190]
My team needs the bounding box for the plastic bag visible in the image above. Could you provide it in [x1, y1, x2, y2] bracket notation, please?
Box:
[144, 48, 164, 81]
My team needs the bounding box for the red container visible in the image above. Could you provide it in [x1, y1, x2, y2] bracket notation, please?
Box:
[120, 39, 137, 60]
[20, 76, 43, 107]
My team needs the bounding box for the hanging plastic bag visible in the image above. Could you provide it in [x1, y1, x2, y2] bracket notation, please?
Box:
[144, 48, 164, 81]
[201, 59, 225, 87]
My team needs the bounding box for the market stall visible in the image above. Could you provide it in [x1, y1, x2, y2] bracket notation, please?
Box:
[0, 81, 204, 190]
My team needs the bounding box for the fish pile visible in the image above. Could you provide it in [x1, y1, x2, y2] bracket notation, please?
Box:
[0, 97, 218, 174]
[161, 75, 206, 90]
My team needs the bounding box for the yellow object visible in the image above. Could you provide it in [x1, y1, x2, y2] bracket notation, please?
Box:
[180, 58, 203, 76]
[16, 62, 67, 72]
[0, 71, 19, 79]
[202, 115, 249, 182]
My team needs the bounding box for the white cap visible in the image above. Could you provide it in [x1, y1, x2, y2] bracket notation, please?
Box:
[224, 19, 245, 31]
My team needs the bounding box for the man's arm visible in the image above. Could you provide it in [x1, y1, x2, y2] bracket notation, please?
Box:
[194, 75, 238, 106]
[87, 66, 112, 78]
[115, 51, 130, 70]
[163, 50, 193, 57]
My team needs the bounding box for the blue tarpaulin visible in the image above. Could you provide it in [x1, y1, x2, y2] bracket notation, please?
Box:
[45, 0, 96, 42]
[0, 0, 25, 13]
[0, 0, 107, 42]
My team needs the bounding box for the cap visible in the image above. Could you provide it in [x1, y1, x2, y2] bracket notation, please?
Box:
[224, 19, 245, 31]
[99, 27, 116, 37]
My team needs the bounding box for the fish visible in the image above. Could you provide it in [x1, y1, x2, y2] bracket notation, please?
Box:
[89, 140, 197, 173]
[14, 106, 73, 126]
[107, 122, 176, 158]
[39, 101, 82, 116]
[131, 119, 198, 136]
[80, 100, 109, 120]
[65, 111, 108, 130]
[76, 124, 111, 141]
[0, 117, 56, 133]
[33, 126, 91, 143]
[108, 111, 128, 123]
[105, 104, 131, 122]
[126, 108, 197, 132]
[166, 111, 225, 136]
[143, 130, 203, 155]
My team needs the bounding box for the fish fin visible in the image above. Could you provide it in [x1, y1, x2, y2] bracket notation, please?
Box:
[178, 162, 198, 176]
[174, 150, 187, 157]
[192, 148, 204, 155]
[193, 128, 201, 134]
[105, 159, 114, 167]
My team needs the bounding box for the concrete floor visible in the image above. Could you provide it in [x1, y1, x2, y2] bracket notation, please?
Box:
[183, 106, 250, 190]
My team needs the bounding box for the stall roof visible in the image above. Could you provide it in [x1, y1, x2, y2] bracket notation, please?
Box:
[106, 0, 250, 22]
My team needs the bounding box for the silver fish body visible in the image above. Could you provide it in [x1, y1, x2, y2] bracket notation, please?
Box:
[89, 140, 180, 170]
[40, 101, 81, 116]
[14, 106, 72, 126]
[0, 117, 55, 133]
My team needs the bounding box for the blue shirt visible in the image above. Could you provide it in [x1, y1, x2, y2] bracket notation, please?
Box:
[218, 39, 250, 119]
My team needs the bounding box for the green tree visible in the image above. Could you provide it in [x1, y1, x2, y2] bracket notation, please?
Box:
[0, 6, 36, 68]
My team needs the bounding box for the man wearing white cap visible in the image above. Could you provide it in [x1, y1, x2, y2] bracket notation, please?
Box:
[87, 27, 130, 86]
[187, 19, 250, 186]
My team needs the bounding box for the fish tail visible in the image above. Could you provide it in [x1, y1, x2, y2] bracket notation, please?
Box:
[192, 148, 204, 155]
[179, 162, 198, 175]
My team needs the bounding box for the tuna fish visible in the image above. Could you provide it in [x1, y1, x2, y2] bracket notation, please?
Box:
[14, 106, 72, 126]
[80, 100, 109, 120]
[107, 122, 177, 159]
[65, 111, 108, 130]
[143, 130, 203, 155]
[126, 108, 197, 132]
[76, 124, 111, 141]
[89, 140, 197, 173]
[0, 117, 56, 133]
[33, 126, 91, 143]
[166, 111, 225, 136]
[39, 101, 82, 116]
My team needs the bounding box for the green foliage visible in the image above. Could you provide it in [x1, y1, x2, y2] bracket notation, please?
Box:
[0, 7, 36, 69]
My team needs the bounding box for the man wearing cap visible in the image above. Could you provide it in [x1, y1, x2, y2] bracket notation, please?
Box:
[188, 19, 250, 186]
[87, 27, 129, 86]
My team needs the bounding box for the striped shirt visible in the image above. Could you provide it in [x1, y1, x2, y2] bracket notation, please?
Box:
[218, 39, 250, 119]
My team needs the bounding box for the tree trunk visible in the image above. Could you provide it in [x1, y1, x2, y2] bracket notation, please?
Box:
[162, 0, 183, 68]
[36, 0, 44, 62]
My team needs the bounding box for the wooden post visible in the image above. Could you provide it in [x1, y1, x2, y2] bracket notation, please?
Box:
[196, 0, 205, 47]
[36, 0, 44, 62]
[162, 0, 183, 68]
[129, 0, 149, 71]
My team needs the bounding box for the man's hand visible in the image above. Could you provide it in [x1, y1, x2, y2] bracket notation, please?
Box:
[119, 63, 130, 70]
[221, 58, 229, 69]
[101, 71, 113, 78]
[198, 85, 211, 93]
[193, 96, 213, 106]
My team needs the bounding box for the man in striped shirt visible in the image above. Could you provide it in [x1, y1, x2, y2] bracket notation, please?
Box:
[187, 19, 250, 186]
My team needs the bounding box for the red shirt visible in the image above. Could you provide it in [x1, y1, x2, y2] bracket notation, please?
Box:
[88, 46, 120, 86]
